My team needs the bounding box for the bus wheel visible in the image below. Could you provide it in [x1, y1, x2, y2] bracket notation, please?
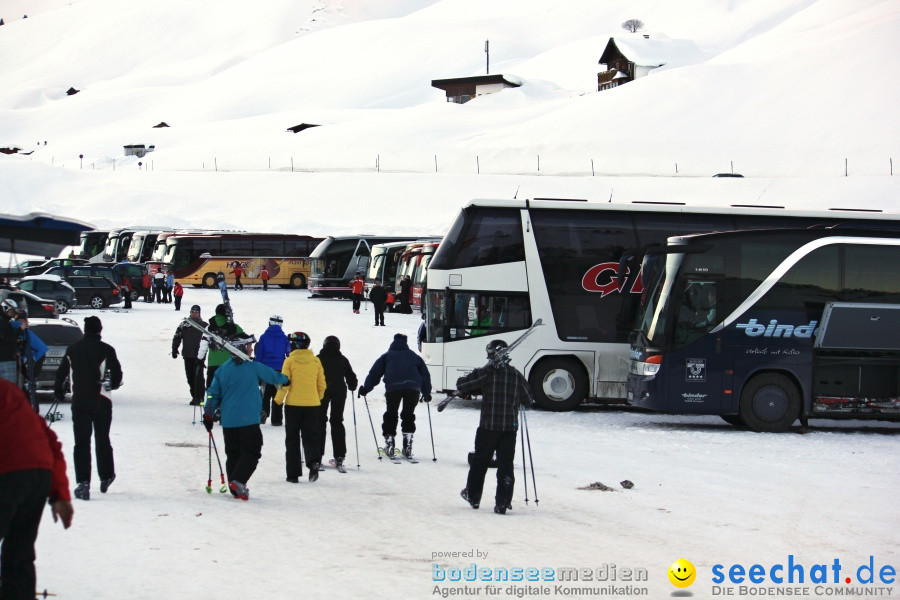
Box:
[739, 373, 800, 433]
[289, 274, 306, 289]
[529, 358, 587, 411]
[202, 273, 217, 288]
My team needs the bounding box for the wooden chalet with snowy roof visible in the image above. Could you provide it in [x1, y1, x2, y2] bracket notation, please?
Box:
[597, 35, 706, 91]
[431, 74, 522, 104]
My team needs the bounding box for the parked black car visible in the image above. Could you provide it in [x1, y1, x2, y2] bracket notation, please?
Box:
[26, 317, 83, 395]
[0, 288, 58, 319]
[66, 276, 123, 308]
[43, 264, 119, 285]
[15, 275, 77, 314]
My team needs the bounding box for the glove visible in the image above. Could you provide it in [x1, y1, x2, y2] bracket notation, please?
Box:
[358, 386, 368, 397]
[421, 393, 432, 403]
[202, 414, 214, 432]
[171, 349, 179, 359]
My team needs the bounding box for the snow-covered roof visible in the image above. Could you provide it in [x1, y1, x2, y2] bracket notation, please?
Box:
[599, 36, 707, 69]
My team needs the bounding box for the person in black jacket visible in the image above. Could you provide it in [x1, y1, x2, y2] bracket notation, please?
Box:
[54, 316, 123, 501]
[171, 305, 208, 405]
[456, 339, 534, 515]
[316, 336, 358, 471]
[368, 280, 387, 326]
[398, 276, 413, 314]
[358, 333, 431, 460]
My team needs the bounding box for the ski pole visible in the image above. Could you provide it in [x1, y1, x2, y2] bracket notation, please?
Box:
[522, 407, 539, 505]
[425, 398, 437, 462]
[361, 393, 382, 460]
[351, 390, 360, 469]
[209, 431, 227, 493]
[520, 411, 530, 505]
[206, 431, 213, 493]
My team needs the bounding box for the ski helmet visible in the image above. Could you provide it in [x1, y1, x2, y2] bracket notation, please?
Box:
[1, 298, 17, 314]
[485, 339, 509, 360]
[269, 314, 283, 327]
[288, 331, 311, 350]
[323, 335, 340, 352]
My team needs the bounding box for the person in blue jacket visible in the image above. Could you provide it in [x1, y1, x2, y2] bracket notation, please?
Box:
[203, 333, 288, 501]
[358, 333, 431, 460]
[255, 315, 290, 426]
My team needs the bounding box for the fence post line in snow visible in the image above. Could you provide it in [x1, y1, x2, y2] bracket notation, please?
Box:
[434, 155, 438, 172]
[476, 155, 480, 174]
[845, 158, 848, 177]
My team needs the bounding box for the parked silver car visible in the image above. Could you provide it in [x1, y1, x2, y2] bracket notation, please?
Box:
[16, 274, 77, 314]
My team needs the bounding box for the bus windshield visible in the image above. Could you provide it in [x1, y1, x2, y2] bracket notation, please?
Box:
[635, 251, 685, 346]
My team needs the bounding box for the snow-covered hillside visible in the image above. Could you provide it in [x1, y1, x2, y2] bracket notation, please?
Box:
[0, 0, 898, 242]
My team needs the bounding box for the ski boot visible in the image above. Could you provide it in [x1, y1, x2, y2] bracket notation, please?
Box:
[383, 435, 396, 459]
[309, 463, 320, 482]
[229, 480, 249, 501]
[402, 433, 414, 459]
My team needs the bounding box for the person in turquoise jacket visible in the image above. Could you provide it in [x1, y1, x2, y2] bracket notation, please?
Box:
[204, 333, 288, 501]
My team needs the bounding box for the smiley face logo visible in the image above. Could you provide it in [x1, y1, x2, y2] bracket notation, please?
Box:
[668, 558, 696, 588]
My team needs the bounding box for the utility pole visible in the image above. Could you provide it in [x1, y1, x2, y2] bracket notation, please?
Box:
[485, 39, 490, 74]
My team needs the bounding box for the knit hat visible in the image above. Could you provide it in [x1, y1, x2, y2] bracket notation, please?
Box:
[190, 304, 201, 312]
[215, 304, 226, 316]
[84, 316, 102, 334]
[393, 333, 407, 342]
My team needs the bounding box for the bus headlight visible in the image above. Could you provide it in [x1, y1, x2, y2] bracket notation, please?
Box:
[630, 355, 662, 377]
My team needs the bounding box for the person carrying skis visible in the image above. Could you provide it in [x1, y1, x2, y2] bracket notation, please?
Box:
[457, 339, 534, 515]
[358, 333, 431, 460]
[206, 304, 244, 388]
[255, 315, 290, 425]
[349, 272, 365, 314]
[368, 279, 387, 326]
[0, 379, 74, 599]
[54, 316, 123, 501]
[203, 333, 288, 501]
[172, 305, 208, 405]
[316, 335, 357, 472]
[274, 332, 326, 482]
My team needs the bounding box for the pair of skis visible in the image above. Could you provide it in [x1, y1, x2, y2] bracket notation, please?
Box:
[378, 448, 418, 464]
[436, 318, 543, 412]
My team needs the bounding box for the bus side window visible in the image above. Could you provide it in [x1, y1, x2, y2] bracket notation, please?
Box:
[675, 283, 716, 345]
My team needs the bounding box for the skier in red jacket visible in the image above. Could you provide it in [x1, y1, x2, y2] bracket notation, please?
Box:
[0, 379, 74, 598]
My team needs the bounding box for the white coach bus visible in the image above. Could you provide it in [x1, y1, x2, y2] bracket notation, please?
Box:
[420, 198, 896, 410]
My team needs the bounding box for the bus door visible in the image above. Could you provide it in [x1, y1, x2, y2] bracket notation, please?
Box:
[663, 280, 729, 414]
[349, 239, 372, 278]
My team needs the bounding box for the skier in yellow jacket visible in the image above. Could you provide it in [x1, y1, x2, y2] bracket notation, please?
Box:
[274, 332, 326, 482]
